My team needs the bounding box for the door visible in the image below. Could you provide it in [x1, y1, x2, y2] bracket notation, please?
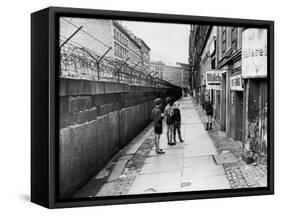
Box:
[235, 91, 243, 141]
[221, 74, 226, 131]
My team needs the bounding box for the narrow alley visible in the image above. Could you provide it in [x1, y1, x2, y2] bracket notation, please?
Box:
[74, 97, 232, 197]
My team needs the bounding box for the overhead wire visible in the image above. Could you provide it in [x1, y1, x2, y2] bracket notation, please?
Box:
[61, 18, 112, 49]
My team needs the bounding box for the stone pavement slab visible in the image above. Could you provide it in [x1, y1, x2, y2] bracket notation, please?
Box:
[213, 152, 238, 164]
[96, 182, 115, 196]
[184, 144, 217, 157]
[153, 142, 184, 150]
[149, 148, 184, 156]
[183, 155, 215, 167]
[181, 175, 230, 191]
[141, 154, 183, 174]
[107, 159, 128, 182]
[182, 163, 226, 180]
[128, 172, 182, 194]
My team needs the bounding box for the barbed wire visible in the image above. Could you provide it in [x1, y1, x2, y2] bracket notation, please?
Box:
[59, 40, 170, 87]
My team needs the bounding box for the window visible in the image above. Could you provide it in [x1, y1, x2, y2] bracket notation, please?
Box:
[211, 57, 216, 69]
[117, 45, 120, 57]
[222, 26, 226, 54]
[114, 41, 128, 59]
[114, 42, 117, 55]
[231, 27, 237, 51]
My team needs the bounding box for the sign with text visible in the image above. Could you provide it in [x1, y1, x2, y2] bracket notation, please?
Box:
[242, 28, 267, 78]
[205, 70, 222, 90]
[230, 74, 244, 91]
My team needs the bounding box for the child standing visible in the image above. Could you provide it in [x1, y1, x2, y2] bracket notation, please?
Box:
[173, 101, 184, 143]
[151, 98, 165, 154]
[164, 97, 175, 145]
[203, 96, 214, 130]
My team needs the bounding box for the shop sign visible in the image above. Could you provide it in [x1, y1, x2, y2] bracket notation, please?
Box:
[206, 70, 222, 90]
[230, 74, 244, 91]
[242, 28, 267, 78]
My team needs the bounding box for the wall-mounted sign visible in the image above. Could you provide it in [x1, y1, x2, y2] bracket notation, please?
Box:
[242, 28, 267, 78]
[230, 74, 244, 91]
[205, 70, 222, 90]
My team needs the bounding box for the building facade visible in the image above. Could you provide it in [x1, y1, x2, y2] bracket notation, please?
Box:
[176, 63, 192, 95]
[60, 18, 150, 73]
[137, 39, 151, 72]
[150, 61, 165, 79]
[189, 25, 268, 165]
[188, 25, 212, 102]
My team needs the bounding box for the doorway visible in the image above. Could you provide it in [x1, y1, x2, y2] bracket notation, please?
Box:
[235, 91, 243, 141]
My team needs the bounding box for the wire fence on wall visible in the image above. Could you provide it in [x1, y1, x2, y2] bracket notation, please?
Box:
[59, 17, 173, 88]
[60, 38, 171, 87]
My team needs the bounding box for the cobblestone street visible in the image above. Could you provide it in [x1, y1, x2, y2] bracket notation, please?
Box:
[72, 96, 266, 198]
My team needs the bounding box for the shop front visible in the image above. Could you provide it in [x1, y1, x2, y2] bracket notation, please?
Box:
[241, 28, 267, 165]
[229, 73, 244, 142]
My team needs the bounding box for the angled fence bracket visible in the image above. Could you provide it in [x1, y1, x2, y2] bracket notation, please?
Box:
[60, 26, 83, 49]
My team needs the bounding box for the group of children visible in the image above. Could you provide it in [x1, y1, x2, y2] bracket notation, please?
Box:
[151, 96, 214, 154]
[151, 97, 184, 154]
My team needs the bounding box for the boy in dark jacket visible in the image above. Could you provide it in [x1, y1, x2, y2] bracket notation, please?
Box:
[151, 98, 165, 154]
[203, 96, 214, 130]
[173, 101, 184, 143]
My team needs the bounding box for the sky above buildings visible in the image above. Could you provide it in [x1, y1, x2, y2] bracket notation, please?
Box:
[122, 21, 190, 66]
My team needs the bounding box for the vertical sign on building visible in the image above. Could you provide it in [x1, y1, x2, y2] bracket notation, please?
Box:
[242, 28, 267, 78]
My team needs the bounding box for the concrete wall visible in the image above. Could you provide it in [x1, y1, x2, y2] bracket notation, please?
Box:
[59, 78, 180, 198]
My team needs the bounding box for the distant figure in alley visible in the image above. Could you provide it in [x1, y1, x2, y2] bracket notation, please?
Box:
[173, 101, 184, 143]
[151, 98, 165, 154]
[203, 96, 214, 130]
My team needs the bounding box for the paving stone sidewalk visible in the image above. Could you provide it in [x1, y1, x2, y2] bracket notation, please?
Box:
[192, 97, 267, 189]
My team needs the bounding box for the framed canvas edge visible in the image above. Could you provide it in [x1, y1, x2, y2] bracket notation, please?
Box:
[32, 6, 274, 209]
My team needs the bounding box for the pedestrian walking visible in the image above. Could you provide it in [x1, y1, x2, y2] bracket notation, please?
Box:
[151, 98, 165, 154]
[164, 97, 175, 145]
[173, 101, 184, 143]
[203, 96, 213, 130]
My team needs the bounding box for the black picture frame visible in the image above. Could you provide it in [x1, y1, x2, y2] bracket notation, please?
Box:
[31, 6, 274, 209]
